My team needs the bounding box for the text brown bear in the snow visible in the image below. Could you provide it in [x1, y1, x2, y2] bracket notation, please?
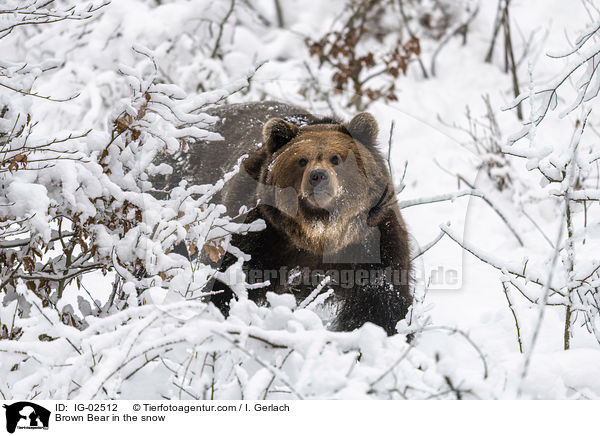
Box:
[160, 101, 412, 335]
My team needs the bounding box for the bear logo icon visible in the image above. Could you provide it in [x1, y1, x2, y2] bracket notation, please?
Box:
[3, 402, 50, 433]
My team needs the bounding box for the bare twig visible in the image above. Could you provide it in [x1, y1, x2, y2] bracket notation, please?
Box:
[411, 325, 488, 379]
[440, 223, 563, 297]
[211, 0, 236, 59]
[430, 5, 479, 76]
[369, 343, 414, 388]
[484, 0, 504, 63]
[397, 0, 429, 78]
[518, 203, 567, 395]
[263, 349, 293, 399]
[400, 185, 523, 246]
[387, 120, 395, 178]
[503, 3, 523, 120]
[212, 330, 304, 399]
[273, 0, 284, 28]
[411, 229, 445, 261]
[501, 281, 523, 353]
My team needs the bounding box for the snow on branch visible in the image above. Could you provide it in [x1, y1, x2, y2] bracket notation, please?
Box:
[1, 28, 259, 332]
[0, 291, 493, 400]
[440, 224, 566, 302]
[504, 16, 600, 144]
[0, 0, 109, 38]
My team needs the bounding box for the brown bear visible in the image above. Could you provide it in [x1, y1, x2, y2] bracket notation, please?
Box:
[154, 102, 412, 335]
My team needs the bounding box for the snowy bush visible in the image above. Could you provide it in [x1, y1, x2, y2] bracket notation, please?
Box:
[440, 8, 600, 380]
[0, 2, 257, 344]
[502, 17, 600, 350]
[0, 286, 500, 400]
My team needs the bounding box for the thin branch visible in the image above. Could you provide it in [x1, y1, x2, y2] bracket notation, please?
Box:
[212, 330, 303, 400]
[397, 0, 429, 78]
[518, 200, 568, 394]
[211, 0, 236, 59]
[430, 5, 479, 76]
[0, 81, 80, 102]
[411, 229, 445, 261]
[263, 349, 293, 399]
[413, 325, 488, 379]
[369, 343, 414, 388]
[501, 281, 523, 353]
[387, 120, 395, 177]
[484, 0, 504, 63]
[440, 224, 563, 297]
[400, 186, 523, 246]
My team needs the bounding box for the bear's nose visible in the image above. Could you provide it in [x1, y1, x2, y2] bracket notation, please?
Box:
[309, 169, 329, 187]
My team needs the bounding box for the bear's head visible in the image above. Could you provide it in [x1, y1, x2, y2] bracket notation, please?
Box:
[255, 112, 393, 255]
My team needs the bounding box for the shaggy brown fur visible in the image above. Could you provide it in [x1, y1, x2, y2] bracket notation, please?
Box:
[157, 102, 412, 335]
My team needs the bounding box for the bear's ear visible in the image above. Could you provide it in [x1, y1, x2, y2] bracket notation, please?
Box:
[263, 118, 299, 154]
[346, 112, 378, 147]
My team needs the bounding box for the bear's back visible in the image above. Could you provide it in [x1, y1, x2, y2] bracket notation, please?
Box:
[151, 101, 317, 197]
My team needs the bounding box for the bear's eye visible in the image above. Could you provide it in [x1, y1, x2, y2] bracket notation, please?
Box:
[330, 155, 341, 166]
[298, 158, 308, 168]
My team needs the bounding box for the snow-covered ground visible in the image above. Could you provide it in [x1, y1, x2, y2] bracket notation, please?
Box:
[2, 0, 600, 399]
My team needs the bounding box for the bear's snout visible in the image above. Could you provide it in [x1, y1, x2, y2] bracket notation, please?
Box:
[308, 169, 329, 187]
[302, 165, 338, 210]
